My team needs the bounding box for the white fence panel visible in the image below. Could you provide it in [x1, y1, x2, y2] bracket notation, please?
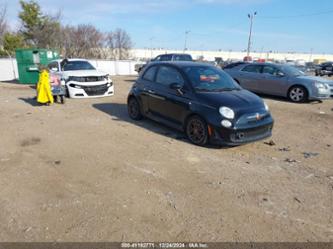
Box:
[89, 60, 138, 76]
[0, 58, 19, 81]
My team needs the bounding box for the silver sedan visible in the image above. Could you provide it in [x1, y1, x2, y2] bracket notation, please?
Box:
[224, 63, 333, 102]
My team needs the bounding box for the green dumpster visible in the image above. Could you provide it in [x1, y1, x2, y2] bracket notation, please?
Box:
[15, 48, 60, 84]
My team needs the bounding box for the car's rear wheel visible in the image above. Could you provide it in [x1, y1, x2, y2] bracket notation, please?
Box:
[288, 86, 308, 103]
[128, 97, 143, 120]
[186, 115, 208, 146]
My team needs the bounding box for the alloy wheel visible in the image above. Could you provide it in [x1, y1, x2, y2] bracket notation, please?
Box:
[289, 86, 307, 103]
[186, 116, 208, 146]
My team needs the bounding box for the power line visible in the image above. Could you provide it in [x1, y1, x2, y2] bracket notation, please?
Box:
[260, 9, 333, 19]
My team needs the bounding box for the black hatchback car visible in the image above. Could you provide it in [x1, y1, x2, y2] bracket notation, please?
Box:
[127, 62, 274, 146]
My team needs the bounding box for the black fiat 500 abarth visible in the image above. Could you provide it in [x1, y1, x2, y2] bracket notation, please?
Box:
[127, 62, 274, 146]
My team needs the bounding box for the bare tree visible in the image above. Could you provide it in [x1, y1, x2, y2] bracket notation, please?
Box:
[60, 24, 104, 59]
[112, 28, 132, 60]
[34, 12, 62, 49]
[103, 31, 116, 59]
[0, 4, 8, 46]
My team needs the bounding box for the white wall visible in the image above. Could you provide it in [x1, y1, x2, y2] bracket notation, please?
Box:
[0, 58, 19, 81]
[89, 60, 138, 76]
[0, 59, 139, 82]
[132, 48, 333, 62]
[2, 48, 333, 82]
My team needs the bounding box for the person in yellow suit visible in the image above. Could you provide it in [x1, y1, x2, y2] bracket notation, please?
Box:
[36, 66, 54, 105]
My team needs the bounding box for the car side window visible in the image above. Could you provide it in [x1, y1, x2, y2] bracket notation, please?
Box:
[156, 66, 184, 86]
[142, 66, 157, 81]
[241, 65, 262, 73]
[48, 62, 59, 72]
[160, 54, 172, 61]
[263, 66, 281, 76]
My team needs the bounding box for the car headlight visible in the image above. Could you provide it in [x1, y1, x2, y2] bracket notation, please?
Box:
[69, 83, 82, 89]
[105, 74, 112, 82]
[315, 82, 328, 89]
[219, 107, 235, 119]
[264, 102, 269, 111]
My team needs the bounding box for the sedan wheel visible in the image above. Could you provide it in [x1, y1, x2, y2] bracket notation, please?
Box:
[288, 86, 308, 103]
[186, 116, 208, 146]
[128, 97, 142, 120]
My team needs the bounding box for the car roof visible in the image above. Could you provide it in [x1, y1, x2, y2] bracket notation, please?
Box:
[157, 53, 192, 56]
[51, 58, 89, 63]
[148, 61, 213, 68]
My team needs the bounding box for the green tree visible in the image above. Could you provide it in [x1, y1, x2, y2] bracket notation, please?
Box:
[18, 0, 61, 48]
[0, 32, 25, 56]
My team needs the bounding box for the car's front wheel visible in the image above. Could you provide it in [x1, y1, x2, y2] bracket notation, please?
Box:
[185, 115, 208, 146]
[288, 86, 308, 103]
[128, 97, 143, 120]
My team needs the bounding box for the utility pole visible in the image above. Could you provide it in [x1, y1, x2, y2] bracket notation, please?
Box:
[247, 12, 257, 58]
[184, 30, 190, 52]
[149, 37, 154, 58]
[309, 48, 313, 62]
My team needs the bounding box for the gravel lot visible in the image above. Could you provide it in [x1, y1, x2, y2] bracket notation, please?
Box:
[0, 76, 332, 242]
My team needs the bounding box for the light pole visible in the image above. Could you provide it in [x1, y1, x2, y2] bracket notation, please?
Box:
[247, 12, 257, 58]
[149, 37, 154, 58]
[184, 30, 190, 52]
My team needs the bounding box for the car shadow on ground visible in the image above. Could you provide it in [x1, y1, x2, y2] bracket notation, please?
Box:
[93, 102, 223, 149]
[258, 93, 323, 105]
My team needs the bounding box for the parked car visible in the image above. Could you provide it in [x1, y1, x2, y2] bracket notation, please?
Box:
[315, 62, 333, 77]
[48, 59, 114, 98]
[224, 63, 332, 102]
[222, 61, 247, 69]
[135, 53, 193, 73]
[127, 62, 274, 146]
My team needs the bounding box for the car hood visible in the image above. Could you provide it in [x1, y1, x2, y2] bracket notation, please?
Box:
[296, 75, 333, 85]
[61, 70, 107, 78]
[196, 89, 265, 113]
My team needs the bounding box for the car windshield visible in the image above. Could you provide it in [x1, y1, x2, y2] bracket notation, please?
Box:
[63, 61, 95, 71]
[173, 55, 193, 61]
[281, 65, 305, 77]
[184, 65, 241, 92]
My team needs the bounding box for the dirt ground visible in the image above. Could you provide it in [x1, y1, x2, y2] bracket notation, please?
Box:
[0, 76, 332, 242]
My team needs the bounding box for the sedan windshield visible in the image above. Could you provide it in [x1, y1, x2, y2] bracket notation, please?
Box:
[63, 61, 96, 71]
[184, 65, 241, 92]
[280, 65, 305, 77]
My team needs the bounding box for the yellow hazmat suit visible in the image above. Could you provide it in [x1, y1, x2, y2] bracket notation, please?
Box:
[37, 69, 54, 104]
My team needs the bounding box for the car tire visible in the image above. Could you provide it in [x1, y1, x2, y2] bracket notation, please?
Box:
[288, 86, 308, 103]
[128, 97, 143, 120]
[185, 115, 208, 146]
[65, 86, 70, 98]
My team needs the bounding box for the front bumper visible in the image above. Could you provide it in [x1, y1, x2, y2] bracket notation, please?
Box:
[208, 112, 274, 146]
[210, 123, 273, 146]
[309, 87, 331, 100]
[67, 81, 114, 98]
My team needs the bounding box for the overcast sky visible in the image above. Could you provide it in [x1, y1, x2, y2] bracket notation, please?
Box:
[2, 0, 333, 53]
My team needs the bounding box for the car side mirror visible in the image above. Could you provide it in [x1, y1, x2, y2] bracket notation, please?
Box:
[277, 72, 285, 77]
[170, 83, 184, 94]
